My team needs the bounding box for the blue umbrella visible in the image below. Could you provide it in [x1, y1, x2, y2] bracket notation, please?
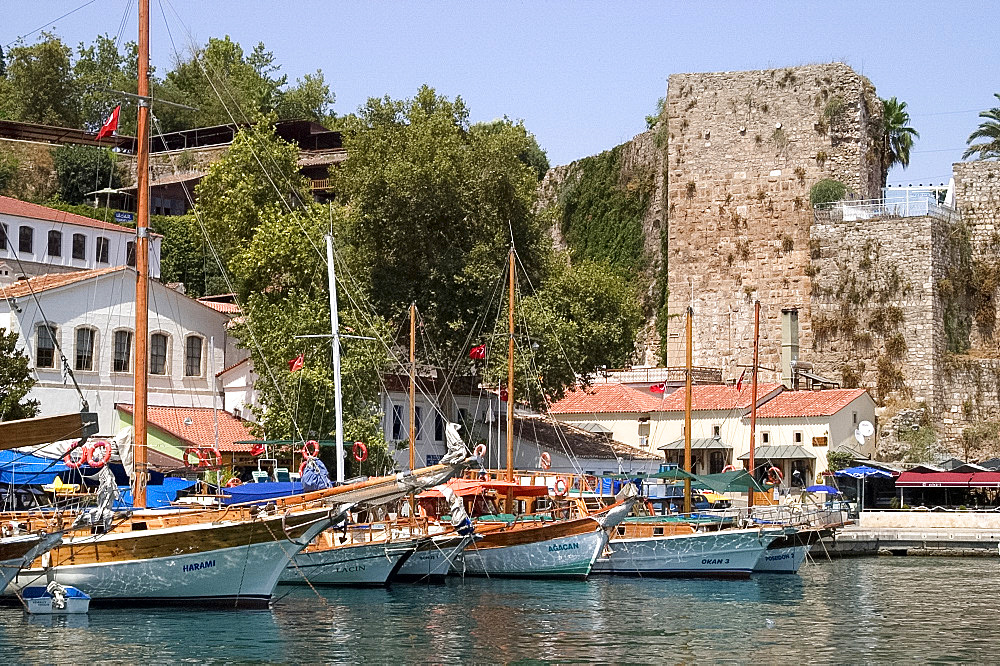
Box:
[805, 484, 840, 494]
[833, 465, 893, 479]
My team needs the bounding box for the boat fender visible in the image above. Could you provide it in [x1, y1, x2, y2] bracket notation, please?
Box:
[722, 464, 738, 473]
[86, 440, 111, 469]
[63, 443, 86, 469]
[473, 444, 487, 459]
[539, 452, 552, 470]
[183, 447, 203, 470]
[767, 466, 783, 484]
[302, 439, 320, 458]
[553, 477, 569, 496]
[225, 477, 242, 488]
[352, 441, 368, 463]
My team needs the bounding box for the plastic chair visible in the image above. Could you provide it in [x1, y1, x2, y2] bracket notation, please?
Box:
[251, 470, 269, 483]
[275, 467, 290, 483]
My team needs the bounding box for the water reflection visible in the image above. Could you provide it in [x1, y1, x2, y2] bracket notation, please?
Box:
[2, 559, 999, 661]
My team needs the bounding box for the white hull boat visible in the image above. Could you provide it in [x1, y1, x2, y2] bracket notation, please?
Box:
[753, 544, 809, 573]
[23, 584, 90, 614]
[394, 534, 473, 583]
[8, 506, 338, 608]
[280, 538, 419, 586]
[592, 528, 782, 578]
[0, 531, 62, 592]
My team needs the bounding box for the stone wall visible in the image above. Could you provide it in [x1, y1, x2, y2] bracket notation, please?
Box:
[954, 160, 1000, 250]
[663, 63, 884, 376]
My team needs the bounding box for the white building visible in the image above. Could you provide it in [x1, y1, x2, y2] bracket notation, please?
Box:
[0, 266, 245, 436]
[550, 383, 876, 487]
[0, 195, 161, 280]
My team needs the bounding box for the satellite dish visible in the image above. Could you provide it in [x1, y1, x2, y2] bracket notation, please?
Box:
[854, 430, 865, 445]
[858, 421, 874, 437]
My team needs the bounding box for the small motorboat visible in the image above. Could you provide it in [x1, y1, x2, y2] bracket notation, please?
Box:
[22, 583, 91, 615]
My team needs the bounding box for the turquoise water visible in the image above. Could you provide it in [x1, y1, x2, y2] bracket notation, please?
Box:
[1, 557, 996, 662]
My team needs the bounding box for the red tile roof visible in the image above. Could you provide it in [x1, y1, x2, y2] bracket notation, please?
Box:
[548, 383, 665, 414]
[197, 299, 242, 314]
[753, 388, 869, 418]
[117, 404, 258, 452]
[0, 265, 124, 298]
[0, 196, 135, 233]
[654, 383, 785, 413]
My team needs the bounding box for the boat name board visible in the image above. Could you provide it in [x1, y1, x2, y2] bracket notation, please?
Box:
[548, 542, 580, 553]
[701, 558, 731, 565]
[763, 552, 792, 562]
[183, 559, 216, 573]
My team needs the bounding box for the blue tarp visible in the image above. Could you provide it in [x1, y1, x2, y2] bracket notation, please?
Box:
[220, 481, 303, 505]
[0, 450, 73, 485]
[806, 484, 841, 494]
[114, 477, 198, 509]
[834, 465, 893, 479]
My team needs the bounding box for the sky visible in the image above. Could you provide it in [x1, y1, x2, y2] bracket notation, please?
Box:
[3, 1, 997, 187]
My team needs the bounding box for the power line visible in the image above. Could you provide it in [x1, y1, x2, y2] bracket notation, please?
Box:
[3, 0, 102, 48]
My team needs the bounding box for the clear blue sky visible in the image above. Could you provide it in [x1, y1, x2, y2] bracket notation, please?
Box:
[5, 1, 997, 186]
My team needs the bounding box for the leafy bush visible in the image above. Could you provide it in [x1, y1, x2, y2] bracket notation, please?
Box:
[52, 144, 123, 204]
[0, 150, 19, 194]
[827, 451, 854, 472]
[809, 178, 846, 208]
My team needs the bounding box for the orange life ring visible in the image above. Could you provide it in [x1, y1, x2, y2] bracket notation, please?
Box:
[86, 440, 111, 469]
[63, 443, 86, 469]
[199, 447, 222, 468]
[226, 477, 242, 488]
[767, 466, 783, 484]
[721, 464, 738, 473]
[299, 459, 310, 477]
[352, 441, 368, 463]
[302, 440, 320, 458]
[539, 452, 552, 470]
[183, 447, 203, 470]
[553, 477, 569, 496]
[473, 444, 487, 458]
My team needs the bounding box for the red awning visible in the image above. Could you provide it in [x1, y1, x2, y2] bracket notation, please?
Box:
[896, 471, 1000, 488]
[417, 478, 552, 499]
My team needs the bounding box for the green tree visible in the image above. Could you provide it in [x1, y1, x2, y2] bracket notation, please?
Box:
[809, 178, 847, 208]
[0, 149, 19, 194]
[963, 93, 1000, 160]
[0, 327, 39, 421]
[880, 97, 919, 185]
[338, 86, 549, 364]
[645, 96, 666, 130]
[275, 70, 336, 124]
[0, 33, 80, 126]
[51, 144, 123, 204]
[473, 119, 550, 180]
[194, 118, 308, 266]
[491, 257, 642, 408]
[73, 35, 141, 135]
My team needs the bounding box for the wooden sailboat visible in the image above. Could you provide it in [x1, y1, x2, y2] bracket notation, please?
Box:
[2, 0, 472, 607]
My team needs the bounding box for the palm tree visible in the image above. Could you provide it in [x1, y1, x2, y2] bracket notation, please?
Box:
[963, 93, 1000, 160]
[880, 97, 919, 186]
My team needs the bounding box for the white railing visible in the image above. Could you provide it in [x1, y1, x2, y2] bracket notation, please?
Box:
[815, 198, 960, 224]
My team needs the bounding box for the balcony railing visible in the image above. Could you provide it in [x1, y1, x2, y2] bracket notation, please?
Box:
[814, 197, 959, 224]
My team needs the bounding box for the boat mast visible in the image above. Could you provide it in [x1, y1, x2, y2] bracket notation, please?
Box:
[683, 306, 693, 514]
[132, 0, 150, 509]
[505, 247, 515, 513]
[325, 234, 344, 483]
[748, 300, 760, 508]
[408, 302, 417, 519]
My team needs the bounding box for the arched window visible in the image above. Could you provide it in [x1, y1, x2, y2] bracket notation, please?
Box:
[95, 237, 110, 264]
[150, 333, 169, 375]
[19, 226, 33, 253]
[47, 230, 62, 257]
[35, 325, 57, 368]
[184, 335, 203, 377]
[72, 233, 86, 260]
[74, 326, 97, 371]
[113, 329, 133, 372]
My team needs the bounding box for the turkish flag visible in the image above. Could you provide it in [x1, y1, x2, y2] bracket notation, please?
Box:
[250, 442, 265, 457]
[469, 344, 486, 360]
[650, 382, 666, 394]
[288, 353, 304, 372]
[96, 105, 121, 140]
[736, 369, 747, 392]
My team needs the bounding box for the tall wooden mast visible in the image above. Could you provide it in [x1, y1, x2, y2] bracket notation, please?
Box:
[132, 0, 150, 509]
[505, 248, 515, 513]
[408, 302, 417, 519]
[748, 300, 761, 508]
[683, 306, 693, 514]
